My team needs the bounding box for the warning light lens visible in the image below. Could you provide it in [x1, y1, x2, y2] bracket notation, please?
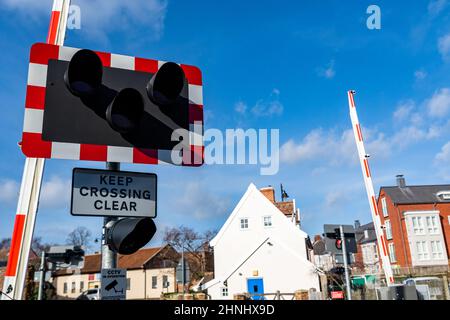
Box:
[64, 49, 103, 97]
[146, 62, 185, 106]
[106, 88, 144, 134]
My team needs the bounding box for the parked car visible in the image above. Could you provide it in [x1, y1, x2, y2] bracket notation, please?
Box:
[77, 288, 100, 300]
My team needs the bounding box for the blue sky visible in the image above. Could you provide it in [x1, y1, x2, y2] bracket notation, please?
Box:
[1, 0, 450, 251]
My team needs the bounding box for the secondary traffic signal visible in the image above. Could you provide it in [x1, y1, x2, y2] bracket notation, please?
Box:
[106, 218, 156, 255]
[22, 43, 204, 166]
[334, 228, 342, 250]
[323, 224, 357, 254]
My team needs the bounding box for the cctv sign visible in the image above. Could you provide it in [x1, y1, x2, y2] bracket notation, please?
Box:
[71, 168, 157, 218]
[101, 268, 127, 300]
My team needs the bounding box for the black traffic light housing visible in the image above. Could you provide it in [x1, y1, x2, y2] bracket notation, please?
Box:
[334, 228, 342, 250]
[43, 48, 189, 150]
[64, 49, 103, 96]
[106, 218, 157, 255]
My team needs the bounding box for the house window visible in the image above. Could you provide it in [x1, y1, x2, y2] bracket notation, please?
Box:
[126, 278, 131, 290]
[426, 216, 439, 234]
[152, 276, 157, 289]
[263, 216, 272, 227]
[221, 287, 229, 297]
[431, 241, 444, 260]
[388, 243, 396, 263]
[381, 197, 388, 217]
[412, 217, 425, 235]
[240, 218, 249, 229]
[385, 220, 392, 240]
[416, 241, 429, 261]
[79, 281, 84, 293]
[362, 245, 368, 262]
[163, 275, 169, 288]
[71, 282, 76, 294]
[63, 282, 68, 294]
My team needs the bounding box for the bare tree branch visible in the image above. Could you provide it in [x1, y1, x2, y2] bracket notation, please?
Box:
[66, 226, 92, 248]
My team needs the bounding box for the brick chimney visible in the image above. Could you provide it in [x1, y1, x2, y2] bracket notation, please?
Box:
[260, 186, 275, 203]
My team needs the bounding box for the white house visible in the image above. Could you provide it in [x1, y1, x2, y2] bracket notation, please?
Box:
[202, 183, 321, 299]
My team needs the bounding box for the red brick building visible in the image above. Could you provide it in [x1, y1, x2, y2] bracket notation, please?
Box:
[377, 175, 450, 274]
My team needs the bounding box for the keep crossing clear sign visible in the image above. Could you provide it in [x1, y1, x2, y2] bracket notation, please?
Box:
[101, 268, 127, 300]
[71, 168, 157, 217]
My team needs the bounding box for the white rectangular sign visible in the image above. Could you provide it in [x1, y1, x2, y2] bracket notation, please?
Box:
[101, 268, 127, 300]
[71, 168, 157, 217]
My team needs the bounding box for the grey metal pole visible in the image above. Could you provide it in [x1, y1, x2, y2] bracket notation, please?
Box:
[37, 251, 45, 300]
[340, 225, 352, 300]
[182, 243, 185, 294]
[101, 162, 119, 271]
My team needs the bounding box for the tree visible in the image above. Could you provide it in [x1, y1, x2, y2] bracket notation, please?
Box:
[0, 238, 11, 261]
[163, 226, 217, 282]
[66, 226, 92, 248]
[0, 238, 11, 250]
[31, 237, 53, 257]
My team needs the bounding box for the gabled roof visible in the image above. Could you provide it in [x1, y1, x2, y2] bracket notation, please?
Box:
[274, 201, 294, 216]
[54, 246, 168, 275]
[381, 184, 450, 204]
[210, 183, 307, 247]
[355, 222, 377, 244]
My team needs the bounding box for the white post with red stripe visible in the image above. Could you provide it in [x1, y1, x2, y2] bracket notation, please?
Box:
[347, 90, 395, 286]
[1, 0, 71, 300]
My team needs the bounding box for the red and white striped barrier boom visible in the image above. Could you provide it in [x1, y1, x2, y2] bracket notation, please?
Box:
[347, 90, 395, 286]
[1, 0, 71, 300]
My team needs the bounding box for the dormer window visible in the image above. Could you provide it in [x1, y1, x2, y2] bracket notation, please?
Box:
[436, 191, 450, 201]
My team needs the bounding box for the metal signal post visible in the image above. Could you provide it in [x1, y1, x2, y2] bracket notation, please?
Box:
[339, 225, 352, 300]
[102, 162, 119, 271]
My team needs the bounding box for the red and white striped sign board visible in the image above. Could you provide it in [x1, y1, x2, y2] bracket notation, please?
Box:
[21, 42, 204, 166]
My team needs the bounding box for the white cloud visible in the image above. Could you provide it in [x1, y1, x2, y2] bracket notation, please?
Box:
[0, 0, 168, 42]
[39, 176, 71, 209]
[391, 125, 439, 147]
[427, 88, 450, 117]
[76, 0, 167, 41]
[393, 100, 415, 121]
[436, 141, 450, 162]
[414, 70, 427, 80]
[280, 86, 450, 166]
[237, 89, 283, 117]
[280, 129, 357, 165]
[251, 99, 283, 117]
[318, 60, 336, 79]
[438, 33, 450, 60]
[176, 182, 231, 220]
[0, 179, 20, 204]
[234, 101, 247, 114]
[428, 0, 447, 16]
[0, 0, 52, 14]
[325, 190, 348, 208]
